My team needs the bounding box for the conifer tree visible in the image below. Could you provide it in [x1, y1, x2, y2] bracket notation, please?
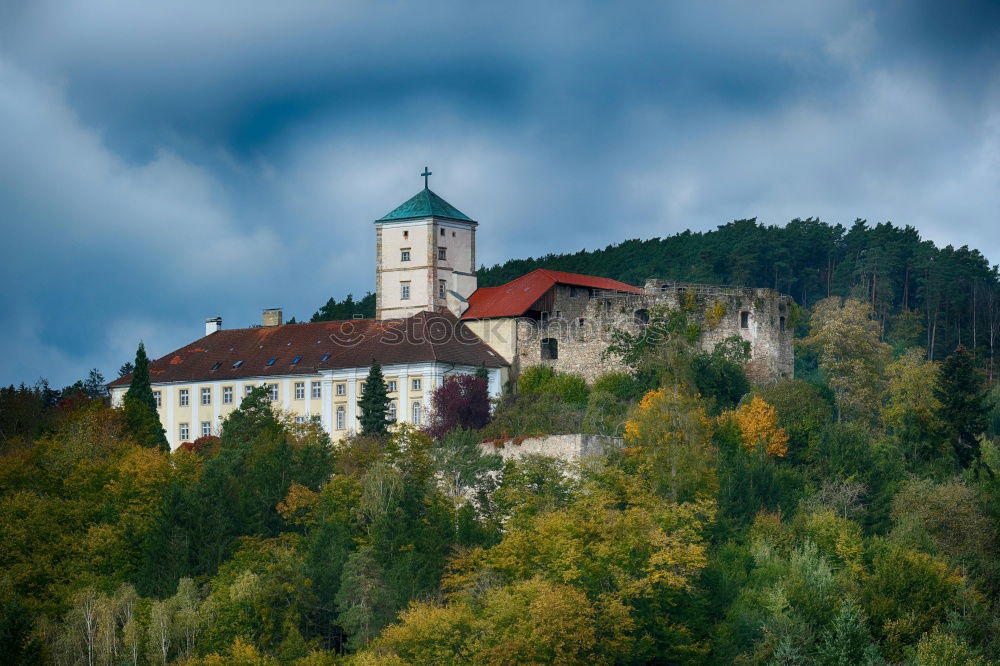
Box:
[358, 359, 391, 436]
[123, 342, 169, 451]
[934, 344, 988, 468]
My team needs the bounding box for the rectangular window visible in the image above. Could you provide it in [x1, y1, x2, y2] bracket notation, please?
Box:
[179, 389, 189, 406]
[388, 380, 397, 393]
[201, 387, 211, 405]
[336, 383, 345, 396]
[245, 385, 254, 397]
[295, 416, 305, 424]
[336, 407, 345, 430]
[411, 378, 421, 391]
[310, 415, 321, 424]
[401, 248, 411, 262]
[438, 280, 446, 298]
[201, 421, 211, 437]
[740, 311, 750, 329]
[179, 423, 189, 441]
[294, 382, 305, 400]
[268, 383, 278, 402]
[360, 382, 366, 395]
[154, 391, 161, 408]
[311, 381, 321, 399]
[400, 281, 411, 300]
[437, 246, 446, 260]
[223, 386, 233, 404]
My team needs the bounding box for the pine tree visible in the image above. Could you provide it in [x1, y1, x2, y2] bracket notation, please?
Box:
[935, 344, 988, 468]
[358, 359, 391, 436]
[83, 368, 108, 399]
[123, 342, 169, 451]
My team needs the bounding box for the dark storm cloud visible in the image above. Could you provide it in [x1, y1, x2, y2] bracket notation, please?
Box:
[0, 1, 997, 386]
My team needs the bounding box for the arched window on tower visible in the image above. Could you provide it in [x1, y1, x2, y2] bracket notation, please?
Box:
[541, 337, 558, 360]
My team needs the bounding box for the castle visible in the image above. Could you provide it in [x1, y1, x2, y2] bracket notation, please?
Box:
[110, 171, 793, 449]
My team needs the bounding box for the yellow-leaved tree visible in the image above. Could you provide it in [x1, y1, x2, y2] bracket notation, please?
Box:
[624, 388, 716, 502]
[726, 395, 789, 457]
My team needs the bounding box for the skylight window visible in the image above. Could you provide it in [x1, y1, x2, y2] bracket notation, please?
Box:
[210, 361, 222, 371]
[321, 353, 331, 362]
[233, 360, 243, 368]
[292, 356, 302, 364]
[266, 358, 277, 366]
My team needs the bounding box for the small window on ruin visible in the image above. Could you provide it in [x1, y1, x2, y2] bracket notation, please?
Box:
[740, 311, 750, 329]
[578, 317, 585, 326]
[779, 316, 786, 332]
[570, 287, 578, 297]
[541, 337, 558, 360]
[634, 309, 649, 326]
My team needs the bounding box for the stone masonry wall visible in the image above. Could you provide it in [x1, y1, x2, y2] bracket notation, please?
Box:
[481, 433, 622, 464]
[514, 281, 794, 384]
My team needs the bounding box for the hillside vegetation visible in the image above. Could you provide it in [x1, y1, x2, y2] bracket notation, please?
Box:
[2, 220, 1000, 664]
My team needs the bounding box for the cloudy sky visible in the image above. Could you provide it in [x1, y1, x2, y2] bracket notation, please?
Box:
[1, 1, 998, 387]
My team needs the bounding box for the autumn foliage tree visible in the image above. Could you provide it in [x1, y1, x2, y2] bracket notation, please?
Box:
[624, 388, 716, 502]
[425, 374, 491, 440]
[726, 395, 789, 457]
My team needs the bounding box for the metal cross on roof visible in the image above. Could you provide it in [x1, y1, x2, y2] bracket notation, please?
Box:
[421, 166, 432, 189]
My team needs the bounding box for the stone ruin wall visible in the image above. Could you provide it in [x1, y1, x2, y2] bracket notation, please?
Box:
[514, 281, 794, 384]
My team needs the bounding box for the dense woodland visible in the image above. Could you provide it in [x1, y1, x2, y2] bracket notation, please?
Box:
[479, 219, 1000, 370]
[2, 219, 1000, 664]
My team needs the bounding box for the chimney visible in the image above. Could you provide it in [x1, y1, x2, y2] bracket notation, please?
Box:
[262, 308, 283, 327]
[205, 317, 222, 335]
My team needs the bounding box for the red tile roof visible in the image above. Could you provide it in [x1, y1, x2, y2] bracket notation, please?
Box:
[108, 311, 506, 388]
[461, 269, 644, 320]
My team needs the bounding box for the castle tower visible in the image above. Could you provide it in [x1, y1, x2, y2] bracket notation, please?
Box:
[375, 168, 478, 319]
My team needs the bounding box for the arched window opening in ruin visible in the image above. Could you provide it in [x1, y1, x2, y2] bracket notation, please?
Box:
[740, 311, 750, 329]
[541, 337, 558, 360]
[779, 316, 786, 332]
[634, 309, 649, 326]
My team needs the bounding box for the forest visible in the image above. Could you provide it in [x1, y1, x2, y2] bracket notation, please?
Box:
[2, 219, 1000, 664]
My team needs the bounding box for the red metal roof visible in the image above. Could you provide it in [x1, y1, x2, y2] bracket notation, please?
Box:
[462, 269, 644, 319]
[108, 311, 506, 388]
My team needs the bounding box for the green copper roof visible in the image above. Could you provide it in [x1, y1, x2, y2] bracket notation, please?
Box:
[376, 188, 474, 223]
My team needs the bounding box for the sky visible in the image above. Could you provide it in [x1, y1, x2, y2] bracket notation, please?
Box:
[1, 0, 998, 388]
